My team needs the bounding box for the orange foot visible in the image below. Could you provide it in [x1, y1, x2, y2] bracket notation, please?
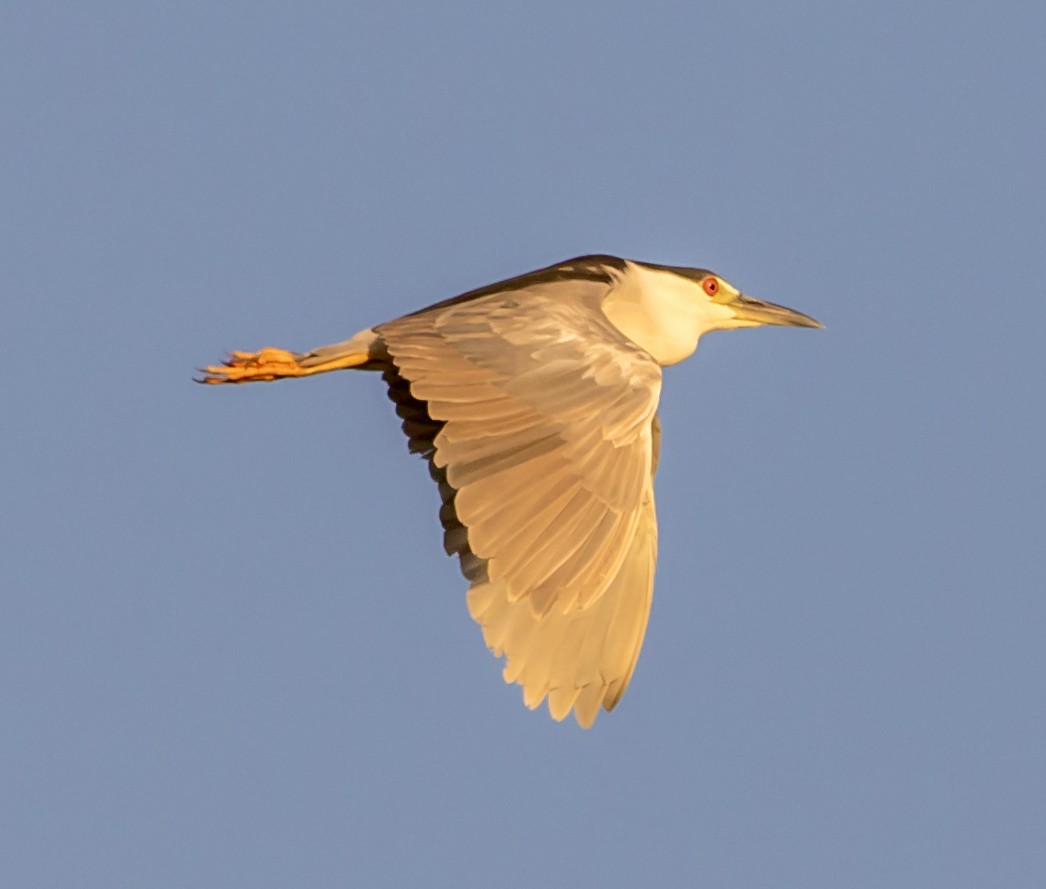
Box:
[196, 347, 306, 384]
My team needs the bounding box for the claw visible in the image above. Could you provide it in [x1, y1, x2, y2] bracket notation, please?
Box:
[195, 347, 305, 384]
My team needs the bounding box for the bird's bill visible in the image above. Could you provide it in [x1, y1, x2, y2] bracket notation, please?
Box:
[729, 293, 824, 329]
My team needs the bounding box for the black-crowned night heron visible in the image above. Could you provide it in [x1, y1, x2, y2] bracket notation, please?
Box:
[200, 255, 821, 727]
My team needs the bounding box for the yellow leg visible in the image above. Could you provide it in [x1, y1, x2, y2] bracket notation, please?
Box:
[197, 346, 368, 384]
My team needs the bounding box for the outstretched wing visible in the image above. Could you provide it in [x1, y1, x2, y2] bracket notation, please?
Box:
[377, 267, 663, 726]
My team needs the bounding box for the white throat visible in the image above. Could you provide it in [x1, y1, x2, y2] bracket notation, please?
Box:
[600, 262, 736, 366]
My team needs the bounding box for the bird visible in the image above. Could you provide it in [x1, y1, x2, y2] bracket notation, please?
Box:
[199, 254, 822, 727]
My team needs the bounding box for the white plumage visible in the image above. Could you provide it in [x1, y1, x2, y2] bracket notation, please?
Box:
[200, 255, 821, 727]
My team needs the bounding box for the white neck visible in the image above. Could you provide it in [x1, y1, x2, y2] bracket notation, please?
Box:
[600, 262, 736, 366]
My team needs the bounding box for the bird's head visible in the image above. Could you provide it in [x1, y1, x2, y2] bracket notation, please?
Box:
[686, 270, 824, 333]
[602, 260, 823, 366]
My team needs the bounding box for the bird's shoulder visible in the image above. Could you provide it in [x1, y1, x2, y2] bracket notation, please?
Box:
[376, 255, 661, 387]
[393, 254, 630, 319]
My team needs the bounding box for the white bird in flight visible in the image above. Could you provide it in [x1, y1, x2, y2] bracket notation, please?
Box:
[200, 255, 822, 727]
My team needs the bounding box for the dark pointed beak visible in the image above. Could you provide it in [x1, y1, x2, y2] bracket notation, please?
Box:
[730, 293, 824, 329]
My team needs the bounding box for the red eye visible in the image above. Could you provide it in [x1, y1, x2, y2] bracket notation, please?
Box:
[703, 277, 719, 296]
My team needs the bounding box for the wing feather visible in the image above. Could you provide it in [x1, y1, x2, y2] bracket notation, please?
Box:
[376, 265, 663, 725]
[463, 484, 657, 727]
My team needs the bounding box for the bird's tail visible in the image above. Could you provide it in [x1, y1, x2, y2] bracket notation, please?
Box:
[197, 328, 379, 384]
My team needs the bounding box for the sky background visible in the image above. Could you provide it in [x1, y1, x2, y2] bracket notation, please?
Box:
[3, 1, 1045, 886]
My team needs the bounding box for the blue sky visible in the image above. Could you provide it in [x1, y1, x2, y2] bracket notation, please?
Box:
[3, 1, 1045, 886]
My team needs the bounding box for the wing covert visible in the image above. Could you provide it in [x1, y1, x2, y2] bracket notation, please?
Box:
[376, 270, 663, 724]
